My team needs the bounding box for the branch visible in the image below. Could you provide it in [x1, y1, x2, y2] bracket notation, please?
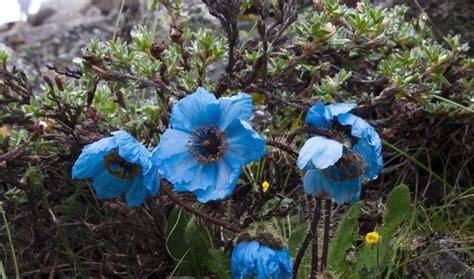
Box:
[160, 181, 242, 233]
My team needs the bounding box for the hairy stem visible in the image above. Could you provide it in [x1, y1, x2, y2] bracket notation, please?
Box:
[292, 226, 312, 278]
[320, 199, 332, 271]
[160, 182, 242, 233]
[310, 198, 321, 279]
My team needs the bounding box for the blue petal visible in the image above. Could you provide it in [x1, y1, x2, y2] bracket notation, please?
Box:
[91, 170, 129, 199]
[303, 169, 361, 204]
[217, 93, 254, 130]
[224, 119, 266, 168]
[256, 245, 279, 279]
[194, 160, 241, 203]
[159, 152, 200, 185]
[72, 136, 116, 179]
[125, 176, 150, 207]
[297, 136, 343, 170]
[331, 177, 361, 205]
[174, 163, 216, 192]
[232, 241, 260, 279]
[112, 130, 149, 165]
[152, 129, 191, 161]
[336, 113, 371, 139]
[170, 87, 218, 133]
[143, 163, 160, 195]
[306, 101, 356, 129]
[354, 137, 383, 180]
[303, 169, 326, 195]
[337, 113, 383, 179]
[276, 248, 293, 278]
[306, 101, 331, 129]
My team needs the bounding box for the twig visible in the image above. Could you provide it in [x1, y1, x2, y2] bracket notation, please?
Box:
[160, 182, 242, 233]
[266, 139, 298, 158]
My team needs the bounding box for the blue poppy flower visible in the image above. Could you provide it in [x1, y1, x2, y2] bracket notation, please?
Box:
[297, 101, 383, 204]
[72, 131, 159, 207]
[151, 87, 265, 203]
[231, 240, 293, 279]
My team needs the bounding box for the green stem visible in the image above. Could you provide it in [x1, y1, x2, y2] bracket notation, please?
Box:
[0, 204, 19, 279]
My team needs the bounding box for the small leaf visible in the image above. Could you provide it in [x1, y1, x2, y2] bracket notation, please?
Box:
[384, 184, 411, 227]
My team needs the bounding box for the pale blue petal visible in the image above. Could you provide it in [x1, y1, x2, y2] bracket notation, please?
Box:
[217, 93, 254, 130]
[151, 129, 191, 162]
[306, 101, 331, 129]
[297, 136, 343, 170]
[91, 170, 128, 199]
[125, 176, 150, 207]
[170, 87, 218, 133]
[325, 103, 357, 118]
[72, 137, 116, 179]
[194, 160, 241, 203]
[224, 119, 266, 167]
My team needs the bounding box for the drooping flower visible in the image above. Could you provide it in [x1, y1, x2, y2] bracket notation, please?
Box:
[151, 87, 265, 203]
[72, 131, 159, 207]
[297, 101, 383, 204]
[231, 240, 293, 279]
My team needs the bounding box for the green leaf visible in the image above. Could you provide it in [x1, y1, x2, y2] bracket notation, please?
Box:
[204, 249, 231, 279]
[185, 216, 212, 250]
[288, 223, 309, 256]
[328, 202, 361, 276]
[167, 208, 195, 276]
[384, 184, 411, 227]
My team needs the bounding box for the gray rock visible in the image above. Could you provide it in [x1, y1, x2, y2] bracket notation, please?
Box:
[419, 239, 474, 278]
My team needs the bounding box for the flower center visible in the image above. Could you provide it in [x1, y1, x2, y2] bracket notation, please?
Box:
[103, 151, 141, 180]
[329, 124, 354, 148]
[322, 151, 367, 181]
[188, 125, 228, 164]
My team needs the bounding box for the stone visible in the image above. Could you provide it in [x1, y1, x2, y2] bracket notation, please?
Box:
[419, 239, 474, 278]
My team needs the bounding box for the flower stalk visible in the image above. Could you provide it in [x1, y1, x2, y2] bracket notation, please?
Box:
[310, 198, 322, 279]
[320, 199, 332, 271]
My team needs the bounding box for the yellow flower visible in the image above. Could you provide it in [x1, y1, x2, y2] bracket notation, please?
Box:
[262, 181, 270, 193]
[365, 231, 380, 245]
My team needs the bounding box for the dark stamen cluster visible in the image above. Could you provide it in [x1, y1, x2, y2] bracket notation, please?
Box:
[104, 151, 141, 180]
[322, 151, 367, 181]
[330, 125, 353, 148]
[188, 125, 228, 164]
